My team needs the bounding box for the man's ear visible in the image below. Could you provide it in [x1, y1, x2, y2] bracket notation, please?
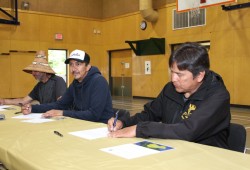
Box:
[86, 64, 91, 71]
[196, 71, 205, 82]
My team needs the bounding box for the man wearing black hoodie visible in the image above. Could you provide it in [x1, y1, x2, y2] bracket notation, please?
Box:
[108, 42, 231, 149]
[22, 49, 113, 123]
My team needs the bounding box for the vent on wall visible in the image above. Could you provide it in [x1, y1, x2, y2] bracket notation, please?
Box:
[173, 9, 206, 30]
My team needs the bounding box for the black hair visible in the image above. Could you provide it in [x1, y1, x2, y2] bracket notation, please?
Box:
[169, 42, 210, 77]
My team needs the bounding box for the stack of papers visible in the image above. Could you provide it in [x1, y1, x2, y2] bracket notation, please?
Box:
[12, 113, 54, 123]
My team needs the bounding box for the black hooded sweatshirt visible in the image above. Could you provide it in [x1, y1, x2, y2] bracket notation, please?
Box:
[121, 71, 231, 149]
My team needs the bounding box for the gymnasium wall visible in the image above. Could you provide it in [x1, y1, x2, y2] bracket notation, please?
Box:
[0, 1, 250, 105]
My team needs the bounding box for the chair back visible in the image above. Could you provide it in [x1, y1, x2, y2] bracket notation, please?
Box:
[228, 123, 246, 153]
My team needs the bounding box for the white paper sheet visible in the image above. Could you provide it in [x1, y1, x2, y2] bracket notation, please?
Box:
[12, 113, 54, 124]
[100, 141, 174, 159]
[0, 105, 12, 111]
[101, 143, 159, 159]
[0, 105, 11, 109]
[12, 113, 43, 119]
[69, 127, 108, 140]
[21, 118, 54, 124]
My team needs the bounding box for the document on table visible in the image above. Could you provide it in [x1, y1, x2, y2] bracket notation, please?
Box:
[12, 113, 55, 123]
[69, 127, 108, 140]
[100, 140, 174, 159]
[12, 113, 43, 119]
[0, 105, 11, 111]
[22, 118, 54, 123]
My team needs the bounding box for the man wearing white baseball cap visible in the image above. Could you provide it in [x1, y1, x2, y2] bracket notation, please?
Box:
[21, 49, 113, 123]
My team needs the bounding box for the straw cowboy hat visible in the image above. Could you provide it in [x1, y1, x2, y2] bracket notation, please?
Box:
[23, 52, 55, 74]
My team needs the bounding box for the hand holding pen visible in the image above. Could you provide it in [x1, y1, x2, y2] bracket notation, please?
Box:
[20, 103, 32, 115]
[108, 110, 123, 132]
[113, 110, 119, 129]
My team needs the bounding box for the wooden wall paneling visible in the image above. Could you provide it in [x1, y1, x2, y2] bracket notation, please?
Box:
[10, 52, 36, 98]
[1, 2, 250, 104]
[0, 40, 10, 53]
[103, 14, 137, 46]
[86, 45, 109, 79]
[65, 18, 90, 44]
[132, 54, 168, 97]
[50, 16, 67, 45]
[234, 57, 250, 105]
[10, 40, 40, 52]
[103, 0, 139, 19]
[209, 30, 235, 104]
[11, 12, 40, 41]
[0, 54, 12, 98]
[9, 12, 40, 51]
[233, 28, 250, 105]
[39, 15, 54, 42]
[89, 20, 103, 45]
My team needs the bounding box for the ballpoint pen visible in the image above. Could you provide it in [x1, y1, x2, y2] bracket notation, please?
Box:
[15, 103, 24, 114]
[113, 110, 119, 129]
[54, 130, 63, 137]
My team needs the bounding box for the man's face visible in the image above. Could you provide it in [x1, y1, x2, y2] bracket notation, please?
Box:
[31, 71, 46, 82]
[170, 62, 204, 98]
[69, 60, 90, 82]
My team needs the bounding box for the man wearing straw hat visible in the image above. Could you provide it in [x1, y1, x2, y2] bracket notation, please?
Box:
[0, 50, 67, 105]
[21, 49, 113, 123]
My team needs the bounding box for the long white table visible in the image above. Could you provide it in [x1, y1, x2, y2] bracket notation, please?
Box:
[0, 106, 250, 170]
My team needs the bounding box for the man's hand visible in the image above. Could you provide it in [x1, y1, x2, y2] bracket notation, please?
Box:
[21, 104, 32, 115]
[107, 117, 123, 132]
[42, 110, 63, 118]
[108, 125, 137, 138]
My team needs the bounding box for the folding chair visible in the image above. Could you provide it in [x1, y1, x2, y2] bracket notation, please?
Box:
[228, 123, 246, 153]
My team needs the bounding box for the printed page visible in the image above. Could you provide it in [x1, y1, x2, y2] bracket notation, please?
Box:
[100, 140, 174, 159]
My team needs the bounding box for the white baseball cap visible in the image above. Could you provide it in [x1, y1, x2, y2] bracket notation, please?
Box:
[65, 49, 90, 64]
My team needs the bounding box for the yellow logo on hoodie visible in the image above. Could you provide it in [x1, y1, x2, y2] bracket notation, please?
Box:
[181, 104, 196, 119]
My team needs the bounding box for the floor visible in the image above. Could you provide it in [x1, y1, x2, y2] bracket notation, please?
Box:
[112, 96, 250, 154]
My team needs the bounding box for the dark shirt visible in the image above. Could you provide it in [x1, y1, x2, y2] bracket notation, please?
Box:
[29, 75, 66, 104]
[31, 66, 113, 123]
[121, 71, 231, 149]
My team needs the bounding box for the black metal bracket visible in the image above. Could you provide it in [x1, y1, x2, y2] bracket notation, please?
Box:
[125, 38, 165, 56]
[222, 2, 250, 11]
[0, 0, 20, 25]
